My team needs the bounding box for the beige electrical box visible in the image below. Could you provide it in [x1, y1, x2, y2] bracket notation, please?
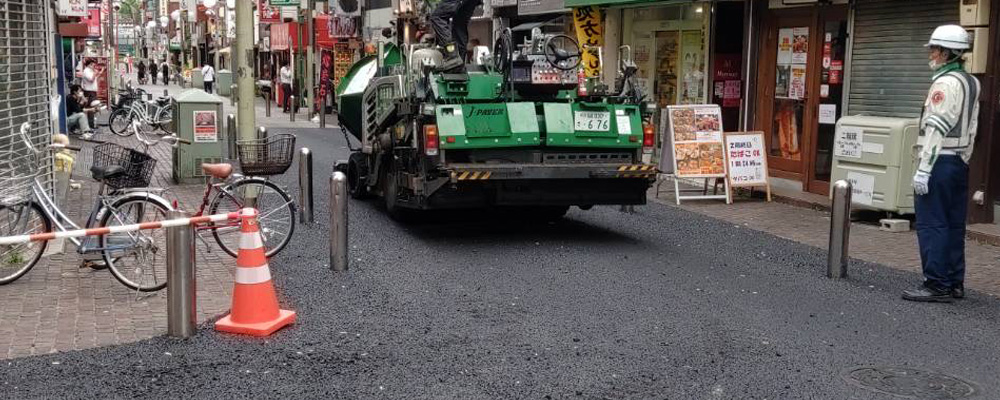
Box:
[961, 0, 990, 26]
[964, 27, 990, 74]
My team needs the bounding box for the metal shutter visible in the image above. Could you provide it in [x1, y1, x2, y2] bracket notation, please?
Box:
[846, 0, 959, 118]
[0, 0, 53, 195]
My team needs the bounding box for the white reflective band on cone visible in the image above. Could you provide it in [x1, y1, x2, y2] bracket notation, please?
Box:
[235, 264, 272, 284]
[240, 231, 265, 250]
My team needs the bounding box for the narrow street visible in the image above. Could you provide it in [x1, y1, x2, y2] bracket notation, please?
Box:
[2, 127, 998, 399]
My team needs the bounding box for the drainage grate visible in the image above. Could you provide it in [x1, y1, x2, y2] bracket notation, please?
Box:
[842, 366, 977, 399]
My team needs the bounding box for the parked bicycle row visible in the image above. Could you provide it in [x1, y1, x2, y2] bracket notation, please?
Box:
[0, 121, 298, 293]
[66, 86, 175, 141]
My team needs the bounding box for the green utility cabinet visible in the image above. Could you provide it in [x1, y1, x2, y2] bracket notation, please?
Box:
[171, 89, 225, 184]
[830, 116, 920, 214]
[192, 69, 204, 90]
[217, 70, 233, 96]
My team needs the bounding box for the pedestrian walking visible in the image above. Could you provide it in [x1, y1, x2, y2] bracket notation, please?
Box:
[280, 61, 293, 113]
[902, 25, 981, 303]
[161, 62, 170, 87]
[202, 62, 216, 93]
[137, 59, 146, 85]
[81, 59, 100, 128]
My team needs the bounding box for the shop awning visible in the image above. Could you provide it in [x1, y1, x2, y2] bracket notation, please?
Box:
[564, 0, 686, 9]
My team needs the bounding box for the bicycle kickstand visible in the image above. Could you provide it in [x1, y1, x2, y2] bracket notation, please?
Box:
[195, 231, 213, 253]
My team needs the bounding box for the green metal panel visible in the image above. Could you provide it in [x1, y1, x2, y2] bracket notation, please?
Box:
[434, 73, 504, 101]
[216, 70, 233, 96]
[437, 102, 540, 149]
[545, 102, 642, 148]
[171, 89, 225, 183]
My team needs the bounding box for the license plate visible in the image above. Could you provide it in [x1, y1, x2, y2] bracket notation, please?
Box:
[574, 111, 611, 132]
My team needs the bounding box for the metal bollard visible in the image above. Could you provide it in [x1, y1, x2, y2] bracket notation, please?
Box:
[166, 210, 197, 338]
[298, 148, 313, 224]
[289, 95, 296, 122]
[226, 114, 237, 160]
[319, 91, 327, 128]
[257, 126, 268, 140]
[163, 89, 169, 98]
[827, 180, 852, 279]
[265, 92, 272, 117]
[230, 84, 237, 106]
[330, 171, 349, 271]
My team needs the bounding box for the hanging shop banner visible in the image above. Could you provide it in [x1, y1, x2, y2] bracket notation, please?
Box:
[86, 7, 102, 38]
[667, 105, 725, 177]
[193, 110, 219, 143]
[57, 0, 87, 17]
[725, 132, 771, 201]
[572, 6, 602, 77]
[319, 50, 332, 100]
[332, 0, 361, 17]
[260, 0, 282, 23]
[227, 9, 236, 39]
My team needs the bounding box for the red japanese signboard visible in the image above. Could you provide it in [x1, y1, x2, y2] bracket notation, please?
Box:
[260, 0, 281, 23]
[86, 7, 101, 38]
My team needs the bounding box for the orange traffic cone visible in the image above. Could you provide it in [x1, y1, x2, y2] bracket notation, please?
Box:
[215, 208, 296, 336]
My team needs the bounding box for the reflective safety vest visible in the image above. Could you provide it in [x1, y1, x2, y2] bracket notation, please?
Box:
[917, 67, 980, 172]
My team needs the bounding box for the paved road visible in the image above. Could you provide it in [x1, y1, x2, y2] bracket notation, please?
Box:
[3, 127, 999, 399]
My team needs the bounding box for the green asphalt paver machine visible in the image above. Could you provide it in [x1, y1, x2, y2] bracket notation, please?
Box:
[335, 12, 657, 220]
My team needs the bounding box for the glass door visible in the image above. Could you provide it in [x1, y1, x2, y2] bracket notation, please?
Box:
[806, 7, 848, 195]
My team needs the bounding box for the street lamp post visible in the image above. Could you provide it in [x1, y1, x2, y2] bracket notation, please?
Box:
[235, 0, 255, 140]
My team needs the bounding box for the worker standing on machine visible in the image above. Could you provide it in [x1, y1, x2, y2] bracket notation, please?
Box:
[429, 0, 482, 72]
[903, 25, 980, 303]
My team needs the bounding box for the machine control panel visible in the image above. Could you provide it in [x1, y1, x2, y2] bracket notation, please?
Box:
[511, 55, 575, 85]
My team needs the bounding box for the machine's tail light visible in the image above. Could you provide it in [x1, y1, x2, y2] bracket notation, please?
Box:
[424, 124, 439, 156]
[642, 123, 655, 152]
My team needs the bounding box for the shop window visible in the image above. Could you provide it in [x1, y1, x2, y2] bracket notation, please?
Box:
[624, 2, 709, 109]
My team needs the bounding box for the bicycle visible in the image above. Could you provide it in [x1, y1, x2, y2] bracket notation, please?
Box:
[108, 92, 173, 137]
[0, 122, 186, 292]
[189, 134, 298, 257]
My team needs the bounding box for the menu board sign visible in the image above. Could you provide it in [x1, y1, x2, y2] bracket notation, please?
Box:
[667, 105, 726, 178]
[725, 132, 769, 187]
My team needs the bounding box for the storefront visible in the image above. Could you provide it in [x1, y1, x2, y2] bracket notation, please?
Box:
[316, 14, 361, 108]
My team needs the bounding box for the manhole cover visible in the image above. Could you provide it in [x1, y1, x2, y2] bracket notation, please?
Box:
[843, 366, 977, 399]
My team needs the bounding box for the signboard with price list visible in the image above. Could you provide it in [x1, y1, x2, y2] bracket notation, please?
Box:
[664, 104, 730, 204]
[725, 131, 771, 202]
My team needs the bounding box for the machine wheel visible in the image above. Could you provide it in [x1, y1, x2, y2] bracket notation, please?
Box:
[347, 153, 371, 199]
[381, 163, 411, 222]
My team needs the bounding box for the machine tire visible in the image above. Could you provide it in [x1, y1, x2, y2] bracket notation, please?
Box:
[382, 163, 411, 222]
[347, 153, 371, 199]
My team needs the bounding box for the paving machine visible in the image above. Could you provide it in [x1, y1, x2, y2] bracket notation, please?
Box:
[336, 16, 657, 220]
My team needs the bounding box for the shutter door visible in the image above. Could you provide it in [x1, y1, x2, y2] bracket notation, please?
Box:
[0, 0, 53, 194]
[846, 0, 958, 118]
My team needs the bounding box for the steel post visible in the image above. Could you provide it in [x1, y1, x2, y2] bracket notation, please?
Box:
[330, 171, 348, 271]
[166, 210, 197, 338]
[257, 126, 268, 140]
[265, 89, 272, 117]
[290, 95, 296, 122]
[164, 89, 169, 98]
[230, 84, 237, 106]
[828, 180, 852, 279]
[298, 148, 313, 224]
[226, 113, 237, 159]
[319, 88, 326, 128]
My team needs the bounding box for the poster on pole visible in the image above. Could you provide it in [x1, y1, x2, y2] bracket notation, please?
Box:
[193, 110, 218, 142]
[666, 104, 730, 204]
[725, 131, 771, 201]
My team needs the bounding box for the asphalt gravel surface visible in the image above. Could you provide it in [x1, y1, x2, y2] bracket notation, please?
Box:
[2, 128, 999, 400]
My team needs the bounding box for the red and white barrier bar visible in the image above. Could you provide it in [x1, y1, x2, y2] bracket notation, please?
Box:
[0, 211, 240, 245]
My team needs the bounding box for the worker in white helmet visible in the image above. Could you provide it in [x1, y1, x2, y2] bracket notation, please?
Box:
[903, 25, 980, 303]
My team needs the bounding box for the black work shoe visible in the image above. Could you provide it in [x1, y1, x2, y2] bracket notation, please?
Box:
[437, 55, 464, 72]
[951, 285, 965, 299]
[902, 286, 954, 303]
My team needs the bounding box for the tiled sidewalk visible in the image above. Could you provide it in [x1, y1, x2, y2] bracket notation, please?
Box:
[651, 180, 1000, 298]
[0, 133, 237, 359]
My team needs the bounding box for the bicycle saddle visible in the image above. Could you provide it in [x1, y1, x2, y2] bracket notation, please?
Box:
[201, 163, 233, 179]
[91, 165, 125, 181]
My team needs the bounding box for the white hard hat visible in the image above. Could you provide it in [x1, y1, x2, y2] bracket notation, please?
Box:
[925, 24, 970, 50]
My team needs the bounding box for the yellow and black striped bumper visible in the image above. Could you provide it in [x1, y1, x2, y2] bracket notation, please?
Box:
[448, 164, 658, 182]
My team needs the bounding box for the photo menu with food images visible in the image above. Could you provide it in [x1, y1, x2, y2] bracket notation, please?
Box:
[667, 105, 726, 178]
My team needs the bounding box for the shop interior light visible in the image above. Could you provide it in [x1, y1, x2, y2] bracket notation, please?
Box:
[695, 6, 703, 13]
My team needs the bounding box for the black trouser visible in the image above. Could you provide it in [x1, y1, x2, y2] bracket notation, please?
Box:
[84, 90, 97, 127]
[282, 83, 293, 112]
[204, 81, 213, 93]
[429, 0, 481, 61]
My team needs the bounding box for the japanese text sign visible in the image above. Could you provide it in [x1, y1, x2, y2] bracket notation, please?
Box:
[572, 6, 602, 77]
[725, 132, 769, 187]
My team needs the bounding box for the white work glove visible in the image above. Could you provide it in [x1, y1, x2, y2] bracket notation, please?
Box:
[913, 171, 931, 196]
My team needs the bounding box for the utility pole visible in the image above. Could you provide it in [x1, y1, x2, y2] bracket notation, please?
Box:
[235, 0, 255, 139]
[304, 0, 314, 119]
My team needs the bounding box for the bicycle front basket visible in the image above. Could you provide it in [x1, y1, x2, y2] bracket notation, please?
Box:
[236, 133, 296, 176]
[91, 143, 156, 189]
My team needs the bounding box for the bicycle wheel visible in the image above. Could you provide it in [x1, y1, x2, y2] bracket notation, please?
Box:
[108, 108, 133, 137]
[209, 178, 296, 258]
[0, 202, 50, 285]
[98, 197, 170, 292]
[155, 104, 173, 132]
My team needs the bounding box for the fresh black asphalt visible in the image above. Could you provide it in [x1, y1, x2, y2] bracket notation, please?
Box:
[2, 128, 998, 399]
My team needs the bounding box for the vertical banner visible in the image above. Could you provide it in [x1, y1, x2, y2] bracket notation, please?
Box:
[572, 6, 602, 77]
